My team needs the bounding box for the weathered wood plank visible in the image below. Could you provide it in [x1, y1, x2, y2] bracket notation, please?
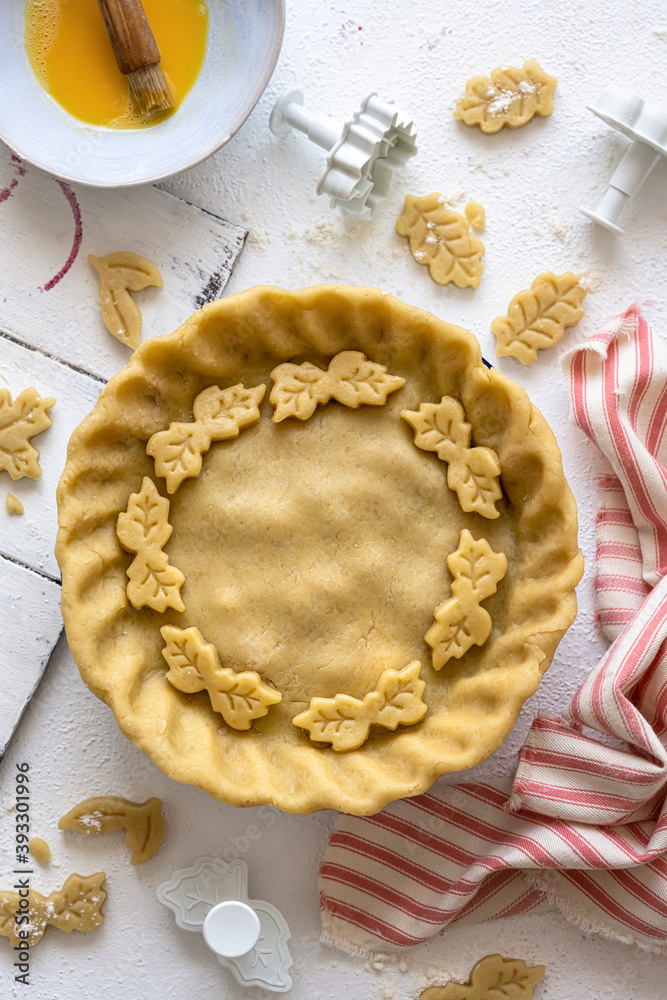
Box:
[0, 152, 247, 381]
[0, 332, 103, 581]
[0, 557, 63, 760]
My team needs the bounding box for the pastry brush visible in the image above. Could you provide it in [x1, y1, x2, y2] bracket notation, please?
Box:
[97, 0, 175, 116]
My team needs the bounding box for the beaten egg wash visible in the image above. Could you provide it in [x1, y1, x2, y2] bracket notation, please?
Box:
[25, 0, 209, 129]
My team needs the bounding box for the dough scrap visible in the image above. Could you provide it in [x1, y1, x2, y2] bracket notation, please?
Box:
[0, 872, 105, 947]
[28, 836, 51, 862]
[0, 387, 55, 480]
[420, 953, 545, 1000]
[396, 194, 485, 288]
[454, 59, 557, 133]
[270, 350, 405, 422]
[147, 383, 266, 493]
[116, 476, 185, 612]
[402, 396, 502, 518]
[426, 529, 507, 670]
[161, 625, 282, 730]
[6, 493, 24, 515]
[465, 200, 485, 231]
[492, 271, 587, 365]
[58, 795, 165, 865]
[292, 661, 427, 751]
[89, 251, 163, 350]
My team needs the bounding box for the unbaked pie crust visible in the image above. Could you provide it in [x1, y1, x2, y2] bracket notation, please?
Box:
[56, 285, 583, 815]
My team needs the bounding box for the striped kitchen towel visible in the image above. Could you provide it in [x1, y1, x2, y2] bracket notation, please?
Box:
[320, 304, 667, 956]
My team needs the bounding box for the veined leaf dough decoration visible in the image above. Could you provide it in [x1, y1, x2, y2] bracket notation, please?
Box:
[0, 387, 55, 480]
[116, 477, 185, 613]
[402, 396, 502, 518]
[147, 383, 266, 493]
[0, 873, 106, 948]
[426, 529, 507, 670]
[89, 251, 163, 350]
[269, 350, 405, 422]
[491, 271, 587, 365]
[160, 625, 282, 730]
[420, 954, 546, 1000]
[465, 200, 485, 231]
[454, 60, 557, 134]
[292, 660, 427, 751]
[58, 796, 166, 866]
[396, 194, 485, 288]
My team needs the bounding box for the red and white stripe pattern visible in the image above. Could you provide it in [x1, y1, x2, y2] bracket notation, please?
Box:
[320, 305, 667, 956]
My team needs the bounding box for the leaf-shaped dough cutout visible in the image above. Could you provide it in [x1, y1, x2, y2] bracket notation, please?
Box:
[58, 796, 166, 865]
[269, 361, 329, 422]
[160, 625, 282, 730]
[46, 873, 107, 934]
[492, 271, 587, 365]
[116, 477, 185, 612]
[326, 352, 406, 407]
[426, 530, 507, 670]
[0, 873, 105, 948]
[292, 660, 426, 751]
[0, 387, 55, 480]
[147, 383, 265, 493]
[373, 660, 428, 730]
[402, 396, 471, 463]
[403, 397, 502, 518]
[89, 251, 163, 350]
[447, 447, 503, 518]
[396, 193, 485, 288]
[270, 351, 405, 422]
[454, 59, 558, 134]
[420, 953, 546, 1000]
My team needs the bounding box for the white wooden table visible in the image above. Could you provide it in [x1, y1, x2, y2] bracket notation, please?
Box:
[1, 2, 666, 998]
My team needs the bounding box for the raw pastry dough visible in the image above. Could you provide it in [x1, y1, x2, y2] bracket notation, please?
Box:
[396, 194, 485, 288]
[402, 396, 502, 519]
[89, 251, 163, 350]
[147, 384, 266, 493]
[270, 351, 405, 422]
[0, 873, 105, 947]
[0, 388, 55, 480]
[465, 200, 485, 231]
[58, 795, 165, 865]
[6, 493, 24, 515]
[292, 661, 427, 751]
[28, 836, 51, 862]
[161, 625, 282, 730]
[116, 477, 185, 612]
[55, 286, 583, 816]
[426, 530, 507, 670]
[420, 954, 545, 1000]
[492, 271, 587, 365]
[454, 60, 557, 134]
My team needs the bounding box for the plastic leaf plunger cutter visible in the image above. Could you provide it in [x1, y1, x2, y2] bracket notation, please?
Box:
[581, 86, 667, 234]
[157, 856, 292, 992]
[269, 89, 417, 219]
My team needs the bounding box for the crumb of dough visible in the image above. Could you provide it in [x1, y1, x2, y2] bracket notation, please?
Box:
[465, 200, 486, 231]
[6, 493, 24, 515]
[29, 836, 51, 862]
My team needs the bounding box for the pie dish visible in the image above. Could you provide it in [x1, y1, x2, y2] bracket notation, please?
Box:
[55, 285, 583, 815]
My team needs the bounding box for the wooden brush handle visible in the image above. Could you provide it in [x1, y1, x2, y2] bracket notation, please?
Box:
[97, 0, 161, 75]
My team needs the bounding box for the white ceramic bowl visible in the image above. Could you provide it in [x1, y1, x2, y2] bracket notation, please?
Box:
[0, 0, 284, 187]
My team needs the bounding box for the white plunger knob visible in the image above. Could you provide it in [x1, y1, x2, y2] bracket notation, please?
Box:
[580, 85, 667, 234]
[202, 900, 261, 959]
